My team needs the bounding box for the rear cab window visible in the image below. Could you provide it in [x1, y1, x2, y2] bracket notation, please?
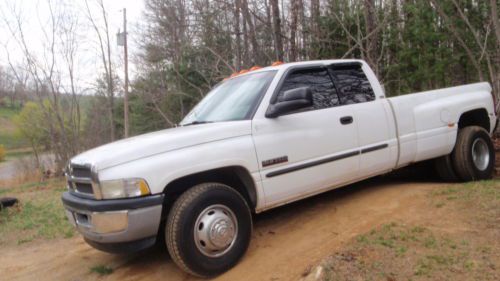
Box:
[328, 63, 376, 105]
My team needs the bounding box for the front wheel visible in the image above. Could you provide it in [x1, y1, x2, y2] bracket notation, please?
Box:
[165, 183, 252, 277]
[451, 126, 495, 181]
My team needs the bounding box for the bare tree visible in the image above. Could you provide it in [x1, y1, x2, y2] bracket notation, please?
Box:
[84, 0, 116, 141]
[242, 0, 260, 65]
[489, 0, 500, 113]
[364, 0, 379, 75]
[289, 0, 299, 61]
[270, 0, 284, 61]
[233, 0, 243, 71]
[0, 0, 84, 171]
[0, 66, 15, 105]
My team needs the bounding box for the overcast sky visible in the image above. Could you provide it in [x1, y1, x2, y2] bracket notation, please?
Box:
[0, 0, 145, 92]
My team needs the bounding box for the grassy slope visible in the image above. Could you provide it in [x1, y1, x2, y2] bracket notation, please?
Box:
[311, 180, 499, 281]
[0, 178, 74, 245]
[0, 95, 95, 154]
[0, 106, 28, 150]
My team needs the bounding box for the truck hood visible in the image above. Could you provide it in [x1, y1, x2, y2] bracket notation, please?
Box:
[70, 121, 252, 170]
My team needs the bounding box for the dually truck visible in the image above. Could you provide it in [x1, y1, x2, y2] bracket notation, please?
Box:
[62, 60, 497, 277]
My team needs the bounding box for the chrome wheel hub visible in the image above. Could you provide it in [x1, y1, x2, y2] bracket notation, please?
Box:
[194, 204, 238, 257]
[472, 138, 489, 171]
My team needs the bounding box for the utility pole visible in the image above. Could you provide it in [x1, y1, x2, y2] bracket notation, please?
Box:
[123, 8, 129, 138]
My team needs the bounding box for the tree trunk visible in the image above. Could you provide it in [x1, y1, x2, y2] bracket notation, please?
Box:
[233, 0, 242, 71]
[491, 0, 500, 52]
[364, 0, 379, 75]
[490, 0, 500, 113]
[298, 0, 307, 59]
[290, 0, 299, 61]
[310, 0, 320, 58]
[242, 0, 259, 65]
[270, 0, 284, 61]
[242, 9, 250, 66]
[100, 0, 115, 142]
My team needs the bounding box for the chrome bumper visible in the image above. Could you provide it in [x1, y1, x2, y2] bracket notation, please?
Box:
[61, 192, 163, 245]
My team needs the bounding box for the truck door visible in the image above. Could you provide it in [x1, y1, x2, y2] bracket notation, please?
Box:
[252, 66, 360, 208]
[328, 63, 397, 176]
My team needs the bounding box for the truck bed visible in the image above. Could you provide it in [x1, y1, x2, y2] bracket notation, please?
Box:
[387, 82, 494, 168]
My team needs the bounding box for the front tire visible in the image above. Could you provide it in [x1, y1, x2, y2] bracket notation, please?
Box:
[451, 126, 495, 181]
[165, 183, 252, 277]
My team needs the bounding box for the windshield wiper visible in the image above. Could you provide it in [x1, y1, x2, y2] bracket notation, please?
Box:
[182, 120, 215, 126]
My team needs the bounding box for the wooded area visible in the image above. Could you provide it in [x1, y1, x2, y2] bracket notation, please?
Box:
[0, 0, 499, 171]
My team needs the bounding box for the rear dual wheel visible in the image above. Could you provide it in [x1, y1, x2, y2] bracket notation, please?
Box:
[435, 126, 494, 181]
[165, 183, 252, 278]
[434, 154, 459, 181]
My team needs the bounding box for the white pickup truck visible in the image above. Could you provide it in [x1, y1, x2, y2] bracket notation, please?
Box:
[62, 60, 497, 277]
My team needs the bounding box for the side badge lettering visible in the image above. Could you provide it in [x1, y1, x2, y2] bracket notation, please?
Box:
[262, 156, 288, 167]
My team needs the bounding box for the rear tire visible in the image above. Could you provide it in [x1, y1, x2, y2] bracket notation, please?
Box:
[451, 126, 495, 181]
[434, 154, 459, 182]
[165, 183, 252, 277]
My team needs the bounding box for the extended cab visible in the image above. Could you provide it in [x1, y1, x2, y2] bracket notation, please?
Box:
[62, 60, 497, 277]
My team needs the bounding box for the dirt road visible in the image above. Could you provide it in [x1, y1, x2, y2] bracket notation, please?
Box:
[0, 178, 445, 281]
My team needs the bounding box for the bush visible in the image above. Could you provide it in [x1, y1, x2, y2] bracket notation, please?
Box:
[0, 145, 5, 162]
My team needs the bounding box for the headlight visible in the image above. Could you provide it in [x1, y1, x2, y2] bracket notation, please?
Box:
[98, 178, 151, 199]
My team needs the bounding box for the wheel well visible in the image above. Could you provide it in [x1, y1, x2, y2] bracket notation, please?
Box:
[458, 108, 490, 132]
[161, 166, 258, 217]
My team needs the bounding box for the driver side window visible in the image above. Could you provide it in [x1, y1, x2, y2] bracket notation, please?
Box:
[277, 68, 340, 111]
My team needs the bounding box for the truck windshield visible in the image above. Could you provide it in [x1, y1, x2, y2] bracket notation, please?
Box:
[180, 71, 277, 126]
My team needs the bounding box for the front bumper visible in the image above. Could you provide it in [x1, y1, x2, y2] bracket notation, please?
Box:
[61, 192, 164, 253]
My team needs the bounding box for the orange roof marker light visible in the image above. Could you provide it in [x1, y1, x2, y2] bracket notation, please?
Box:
[271, 61, 284, 66]
[223, 65, 264, 81]
[249, 66, 262, 71]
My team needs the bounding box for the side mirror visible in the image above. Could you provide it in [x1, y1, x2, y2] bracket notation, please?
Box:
[266, 87, 313, 118]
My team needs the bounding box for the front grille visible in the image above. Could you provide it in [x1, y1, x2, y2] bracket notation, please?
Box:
[72, 166, 92, 178]
[66, 164, 95, 199]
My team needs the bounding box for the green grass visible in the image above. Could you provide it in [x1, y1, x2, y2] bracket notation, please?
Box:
[0, 106, 28, 149]
[430, 180, 500, 226]
[317, 180, 500, 281]
[431, 180, 500, 200]
[90, 265, 114, 275]
[0, 178, 75, 245]
[0, 106, 20, 119]
[0, 133, 27, 150]
[323, 222, 485, 279]
[5, 149, 33, 160]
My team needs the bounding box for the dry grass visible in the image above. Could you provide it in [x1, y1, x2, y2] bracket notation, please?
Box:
[0, 145, 5, 162]
[0, 167, 43, 188]
[0, 154, 55, 186]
